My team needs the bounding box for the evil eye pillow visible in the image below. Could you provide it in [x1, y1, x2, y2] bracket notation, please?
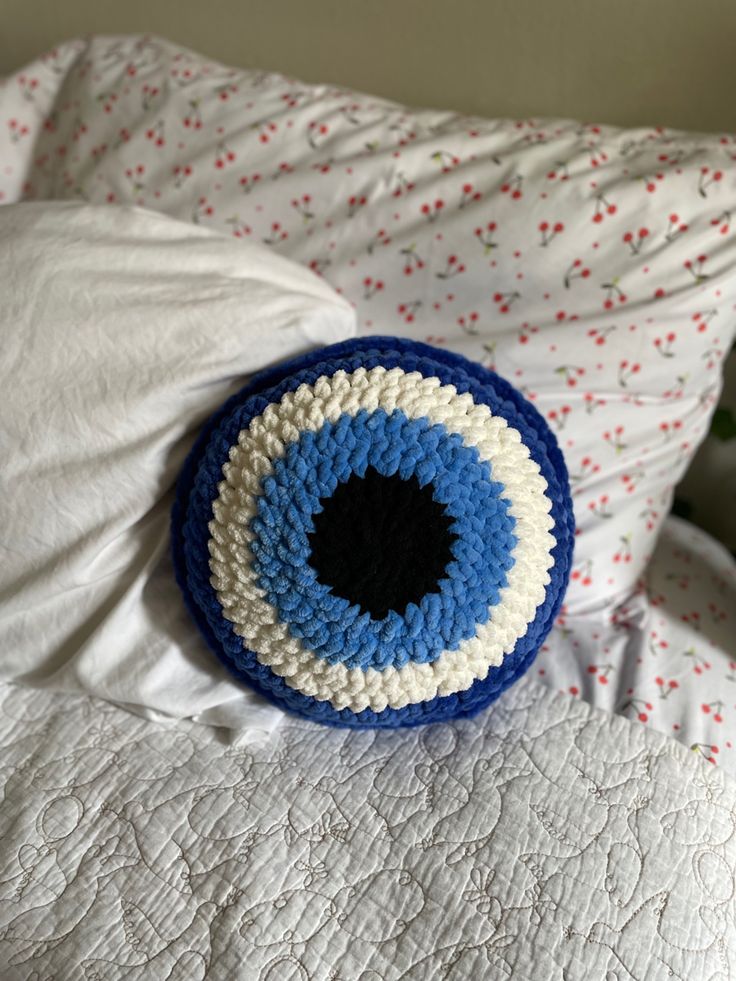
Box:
[172, 337, 574, 728]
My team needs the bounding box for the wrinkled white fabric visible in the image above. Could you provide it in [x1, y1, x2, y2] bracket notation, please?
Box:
[0, 201, 356, 732]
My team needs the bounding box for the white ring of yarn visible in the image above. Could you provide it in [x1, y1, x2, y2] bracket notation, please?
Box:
[208, 366, 555, 713]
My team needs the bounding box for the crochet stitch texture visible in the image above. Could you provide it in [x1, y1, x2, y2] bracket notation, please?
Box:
[172, 337, 574, 728]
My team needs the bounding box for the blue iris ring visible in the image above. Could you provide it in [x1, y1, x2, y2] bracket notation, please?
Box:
[172, 337, 575, 729]
[250, 408, 516, 671]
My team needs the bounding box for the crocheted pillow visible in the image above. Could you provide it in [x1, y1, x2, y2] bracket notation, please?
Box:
[172, 337, 574, 728]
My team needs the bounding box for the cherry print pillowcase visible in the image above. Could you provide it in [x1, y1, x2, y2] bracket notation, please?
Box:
[1, 34, 735, 619]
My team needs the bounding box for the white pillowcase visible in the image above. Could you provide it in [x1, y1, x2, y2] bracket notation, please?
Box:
[0, 202, 356, 731]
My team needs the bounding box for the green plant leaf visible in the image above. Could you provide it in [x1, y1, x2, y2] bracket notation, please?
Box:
[671, 496, 693, 520]
[710, 407, 736, 441]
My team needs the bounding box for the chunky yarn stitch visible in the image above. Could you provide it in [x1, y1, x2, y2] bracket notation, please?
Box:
[307, 465, 458, 621]
[171, 337, 574, 728]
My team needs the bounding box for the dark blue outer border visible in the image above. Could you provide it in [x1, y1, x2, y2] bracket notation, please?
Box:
[171, 337, 575, 729]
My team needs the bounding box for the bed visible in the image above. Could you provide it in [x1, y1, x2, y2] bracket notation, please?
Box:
[1, 33, 735, 980]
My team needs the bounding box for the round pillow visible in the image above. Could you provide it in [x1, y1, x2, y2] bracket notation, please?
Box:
[172, 337, 574, 728]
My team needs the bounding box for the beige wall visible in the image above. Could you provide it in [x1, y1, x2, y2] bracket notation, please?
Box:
[2, 0, 736, 133]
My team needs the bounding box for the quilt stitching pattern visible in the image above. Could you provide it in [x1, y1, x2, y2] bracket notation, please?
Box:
[1, 677, 735, 980]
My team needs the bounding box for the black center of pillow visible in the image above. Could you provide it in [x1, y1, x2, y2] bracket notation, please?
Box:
[307, 467, 458, 620]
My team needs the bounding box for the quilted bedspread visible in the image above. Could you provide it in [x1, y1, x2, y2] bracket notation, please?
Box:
[1, 674, 735, 980]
